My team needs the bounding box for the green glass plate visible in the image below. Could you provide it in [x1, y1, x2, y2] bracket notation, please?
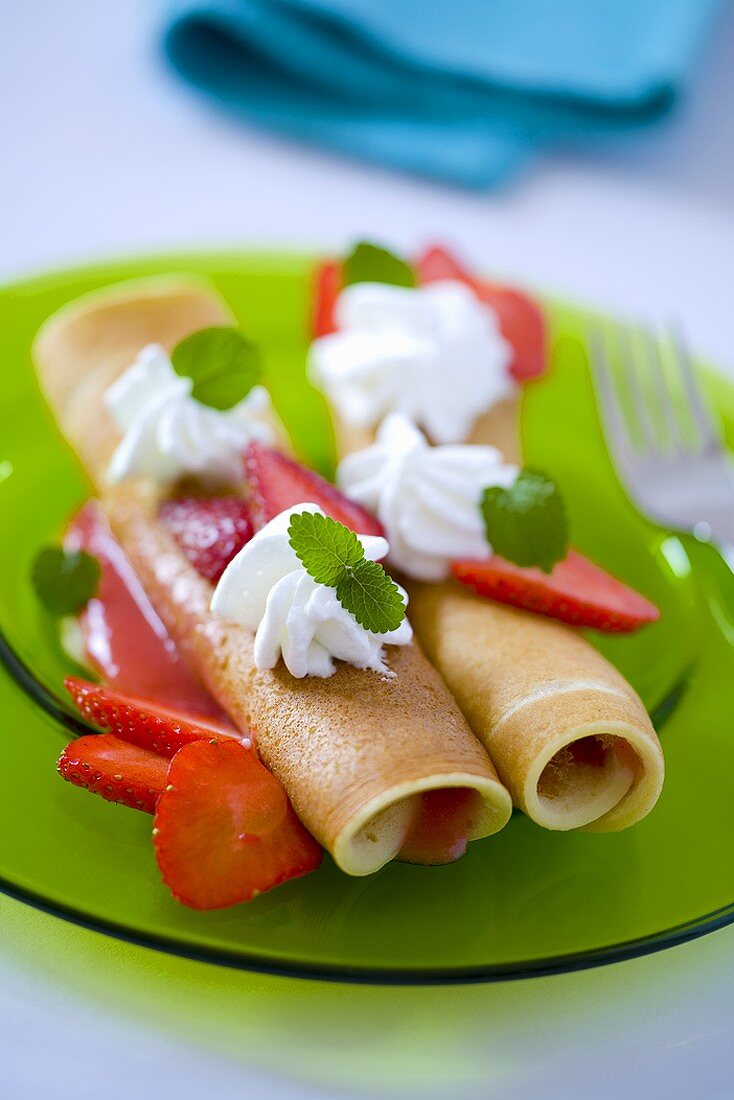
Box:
[1, 252, 734, 984]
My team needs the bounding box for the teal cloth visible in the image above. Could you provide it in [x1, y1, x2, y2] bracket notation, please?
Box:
[163, 0, 720, 188]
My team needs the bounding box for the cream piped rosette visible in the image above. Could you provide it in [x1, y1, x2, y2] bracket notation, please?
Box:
[104, 342, 276, 486]
[308, 279, 515, 452]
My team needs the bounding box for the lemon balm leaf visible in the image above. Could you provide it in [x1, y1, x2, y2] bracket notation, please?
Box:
[343, 242, 415, 289]
[336, 558, 406, 634]
[171, 327, 262, 411]
[481, 469, 569, 574]
[288, 510, 406, 633]
[31, 547, 101, 616]
[288, 511, 363, 587]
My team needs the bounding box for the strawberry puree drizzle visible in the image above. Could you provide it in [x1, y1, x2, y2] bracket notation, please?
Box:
[399, 788, 481, 866]
[64, 501, 224, 720]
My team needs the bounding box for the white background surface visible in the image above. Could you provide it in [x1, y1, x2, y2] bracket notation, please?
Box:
[2, 2, 734, 1097]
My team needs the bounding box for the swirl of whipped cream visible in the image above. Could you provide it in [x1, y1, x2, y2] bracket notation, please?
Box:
[337, 413, 518, 582]
[105, 343, 276, 486]
[308, 280, 513, 445]
[210, 504, 413, 679]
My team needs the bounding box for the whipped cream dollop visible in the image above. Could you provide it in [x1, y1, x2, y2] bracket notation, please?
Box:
[308, 280, 513, 445]
[105, 343, 276, 486]
[210, 504, 413, 679]
[338, 414, 518, 582]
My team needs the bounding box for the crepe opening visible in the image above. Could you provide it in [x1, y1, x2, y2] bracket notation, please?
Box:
[332, 772, 512, 876]
[524, 721, 663, 831]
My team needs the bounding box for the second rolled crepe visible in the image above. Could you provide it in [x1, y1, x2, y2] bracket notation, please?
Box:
[33, 278, 513, 875]
[407, 582, 663, 831]
[326, 396, 664, 833]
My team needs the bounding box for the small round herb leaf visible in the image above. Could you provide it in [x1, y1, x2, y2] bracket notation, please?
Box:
[335, 558, 406, 635]
[31, 547, 101, 616]
[287, 510, 363, 587]
[343, 241, 415, 289]
[481, 469, 569, 574]
[288, 510, 406, 634]
[171, 326, 262, 411]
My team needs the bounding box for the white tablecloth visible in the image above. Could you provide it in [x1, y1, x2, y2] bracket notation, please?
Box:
[3, 2, 734, 1097]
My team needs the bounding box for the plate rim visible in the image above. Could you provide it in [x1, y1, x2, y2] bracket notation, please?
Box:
[0, 250, 728, 986]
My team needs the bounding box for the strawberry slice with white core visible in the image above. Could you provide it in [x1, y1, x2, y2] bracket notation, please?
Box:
[154, 739, 323, 909]
[65, 677, 242, 757]
[452, 550, 659, 634]
[244, 442, 384, 536]
[159, 496, 254, 583]
[58, 734, 168, 813]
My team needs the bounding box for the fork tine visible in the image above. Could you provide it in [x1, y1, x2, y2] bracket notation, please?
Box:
[642, 327, 683, 452]
[616, 324, 658, 452]
[668, 326, 719, 451]
[586, 323, 633, 461]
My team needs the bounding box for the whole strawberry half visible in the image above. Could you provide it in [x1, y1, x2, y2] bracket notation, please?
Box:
[159, 496, 254, 583]
[244, 442, 384, 536]
[153, 739, 323, 909]
[452, 550, 659, 634]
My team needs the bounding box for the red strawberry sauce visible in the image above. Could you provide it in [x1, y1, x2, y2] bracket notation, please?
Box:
[64, 502, 223, 720]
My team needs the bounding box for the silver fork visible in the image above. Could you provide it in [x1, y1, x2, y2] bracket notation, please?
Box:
[587, 323, 734, 553]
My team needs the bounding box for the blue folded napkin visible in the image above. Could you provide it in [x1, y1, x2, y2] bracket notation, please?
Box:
[164, 0, 720, 188]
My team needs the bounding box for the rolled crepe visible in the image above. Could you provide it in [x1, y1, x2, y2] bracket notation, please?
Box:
[34, 279, 512, 874]
[407, 582, 664, 831]
[328, 400, 664, 832]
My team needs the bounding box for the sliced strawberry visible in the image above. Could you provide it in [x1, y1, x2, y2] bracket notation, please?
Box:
[451, 550, 659, 633]
[65, 677, 239, 758]
[154, 739, 322, 909]
[159, 496, 253, 583]
[58, 734, 168, 813]
[415, 244, 547, 383]
[65, 501, 219, 716]
[414, 244, 469, 284]
[312, 259, 342, 338]
[244, 442, 384, 537]
[479, 286, 547, 384]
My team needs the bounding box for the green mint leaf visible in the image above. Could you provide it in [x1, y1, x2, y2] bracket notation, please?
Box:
[343, 241, 415, 289]
[171, 326, 262, 411]
[288, 510, 406, 634]
[31, 547, 101, 616]
[288, 511, 363, 587]
[335, 558, 406, 635]
[481, 469, 569, 574]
